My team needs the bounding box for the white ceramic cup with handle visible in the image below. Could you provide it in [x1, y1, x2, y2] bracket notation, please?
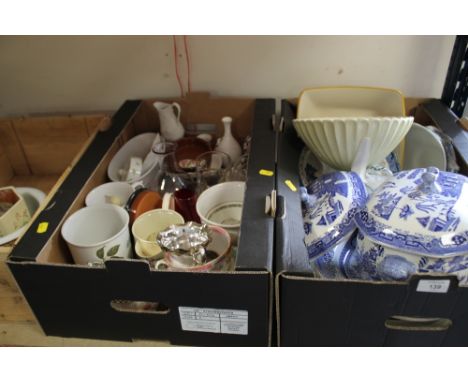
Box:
[61, 204, 132, 265]
[131, 208, 184, 260]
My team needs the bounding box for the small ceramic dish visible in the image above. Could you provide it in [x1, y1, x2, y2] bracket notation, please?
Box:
[107, 133, 158, 186]
[127, 189, 162, 224]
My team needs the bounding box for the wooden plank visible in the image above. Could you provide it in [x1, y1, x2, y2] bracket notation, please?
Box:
[8, 174, 60, 194]
[85, 115, 107, 136]
[0, 251, 36, 324]
[0, 321, 172, 346]
[0, 119, 30, 175]
[0, 142, 13, 185]
[12, 116, 89, 175]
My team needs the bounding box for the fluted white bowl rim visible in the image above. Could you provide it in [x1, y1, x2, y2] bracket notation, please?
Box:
[293, 116, 414, 123]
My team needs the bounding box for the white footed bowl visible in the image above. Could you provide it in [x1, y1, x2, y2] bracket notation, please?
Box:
[293, 117, 413, 171]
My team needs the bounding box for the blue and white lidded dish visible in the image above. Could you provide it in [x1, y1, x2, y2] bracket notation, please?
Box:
[353, 167, 468, 284]
[303, 171, 367, 278]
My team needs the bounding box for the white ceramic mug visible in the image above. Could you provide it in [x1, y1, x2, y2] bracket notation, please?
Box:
[155, 225, 232, 272]
[61, 204, 132, 265]
[131, 208, 184, 260]
[196, 181, 245, 243]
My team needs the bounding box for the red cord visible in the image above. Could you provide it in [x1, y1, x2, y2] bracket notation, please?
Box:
[183, 35, 192, 94]
[173, 35, 184, 97]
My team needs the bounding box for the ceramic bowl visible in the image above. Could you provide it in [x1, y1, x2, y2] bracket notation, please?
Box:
[402, 123, 447, 171]
[0, 186, 31, 238]
[0, 187, 46, 246]
[61, 204, 132, 265]
[127, 189, 162, 224]
[297, 86, 406, 119]
[107, 133, 158, 185]
[85, 182, 134, 207]
[174, 137, 211, 171]
[196, 181, 245, 242]
[293, 117, 413, 171]
[353, 167, 468, 284]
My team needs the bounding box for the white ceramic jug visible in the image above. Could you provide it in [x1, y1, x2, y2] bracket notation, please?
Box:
[153, 102, 185, 142]
[216, 116, 242, 163]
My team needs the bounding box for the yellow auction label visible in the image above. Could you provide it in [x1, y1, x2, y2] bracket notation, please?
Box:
[285, 180, 297, 192]
[259, 169, 274, 177]
[37, 222, 49, 234]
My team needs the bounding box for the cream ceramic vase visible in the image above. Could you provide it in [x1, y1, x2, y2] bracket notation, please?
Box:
[216, 116, 242, 163]
[153, 102, 185, 142]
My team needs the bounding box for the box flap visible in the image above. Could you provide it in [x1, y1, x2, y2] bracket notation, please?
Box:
[236, 99, 276, 271]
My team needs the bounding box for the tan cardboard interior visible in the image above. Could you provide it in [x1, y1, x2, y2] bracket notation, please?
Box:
[35, 94, 256, 265]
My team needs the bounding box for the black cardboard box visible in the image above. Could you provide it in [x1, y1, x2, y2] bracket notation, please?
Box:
[8, 93, 276, 346]
[276, 98, 468, 346]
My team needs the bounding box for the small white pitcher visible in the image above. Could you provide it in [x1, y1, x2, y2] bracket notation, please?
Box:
[153, 102, 185, 142]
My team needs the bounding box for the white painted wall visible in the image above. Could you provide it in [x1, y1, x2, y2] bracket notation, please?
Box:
[0, 35, 455, 116]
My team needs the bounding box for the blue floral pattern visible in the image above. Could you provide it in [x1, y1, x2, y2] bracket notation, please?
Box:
[303, 171, 367, 259]
[355, 168, 468, 256]
[351, 235, 468, 285]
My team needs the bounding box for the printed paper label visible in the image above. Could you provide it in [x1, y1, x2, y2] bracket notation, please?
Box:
[416, 279, 451, 293]
[179, 307, 248, 335]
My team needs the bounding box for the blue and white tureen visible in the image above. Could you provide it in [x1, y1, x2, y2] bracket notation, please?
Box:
[350, 167, 468, 284]
[303, 171, 367, 278]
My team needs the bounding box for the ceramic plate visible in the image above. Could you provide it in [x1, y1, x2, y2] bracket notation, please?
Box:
[402, 123, 447, 171]
[0, 187, 46, 246]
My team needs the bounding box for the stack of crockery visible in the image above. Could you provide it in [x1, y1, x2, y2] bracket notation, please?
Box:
[61, 101, 250, 273]
[292, 86, 468, 285]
